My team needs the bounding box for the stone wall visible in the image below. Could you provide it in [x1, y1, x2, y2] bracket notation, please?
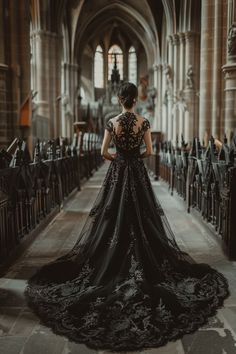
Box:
[0, 0, 30, 148]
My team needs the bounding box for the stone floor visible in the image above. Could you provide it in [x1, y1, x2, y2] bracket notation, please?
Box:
[1, 160, 236, 354]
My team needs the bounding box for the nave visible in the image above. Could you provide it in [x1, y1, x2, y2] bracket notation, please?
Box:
[0, 162, 236, 354]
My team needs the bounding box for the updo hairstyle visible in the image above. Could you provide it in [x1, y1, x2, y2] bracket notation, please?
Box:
[117, 82, 138, 109]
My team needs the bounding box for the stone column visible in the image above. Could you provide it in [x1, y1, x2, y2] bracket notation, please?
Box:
[31, 30, 61, 140]
[153, 64, 162, 131]
[222, 0, 236, 141]
[158, 64, 163, 133]
[32, 30, 50, 140]
[0, 64, 10, 147]
[161, 62, 168, 139]
[0, 0, 31, 147]
[123, 50, 128, 81]
[71, 63, 80, 122]
[0, 2, 10, 147]
[184, 31, 200, 143]
[184, 90, 196, 144]
[199, 0, 215, 144]
[61, 62, 79, 139]
[104, 48, 108, 88]
[167, 35, 174, 141]
[211, 0, 223, 139]
[50, 33, 62, 139]
[172, 34, 180, 145]
[178, 32, 185, 143]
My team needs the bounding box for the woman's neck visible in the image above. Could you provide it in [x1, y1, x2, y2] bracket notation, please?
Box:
[122, 108, 135, 114]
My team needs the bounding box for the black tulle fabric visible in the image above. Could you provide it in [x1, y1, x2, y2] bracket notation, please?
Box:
[25, 112, 229, 352]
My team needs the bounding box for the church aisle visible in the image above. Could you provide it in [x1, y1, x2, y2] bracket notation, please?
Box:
[0, 161, 236, 354]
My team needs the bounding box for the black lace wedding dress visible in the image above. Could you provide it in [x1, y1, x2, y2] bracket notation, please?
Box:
[25, 112, 229, 352]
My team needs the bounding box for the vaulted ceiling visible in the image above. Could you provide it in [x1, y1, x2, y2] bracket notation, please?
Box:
[72, 0, 161, 67]
[30, 0, 201, 67]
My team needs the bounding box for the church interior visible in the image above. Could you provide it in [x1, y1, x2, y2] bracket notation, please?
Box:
[1, 0, 236, 353]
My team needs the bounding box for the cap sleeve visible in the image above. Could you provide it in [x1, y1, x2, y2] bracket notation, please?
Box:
[142, 118, 150, 132]
[105, 119, 113, 133]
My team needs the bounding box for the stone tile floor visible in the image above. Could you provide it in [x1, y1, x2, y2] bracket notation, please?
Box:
[1, 161, 236, 354]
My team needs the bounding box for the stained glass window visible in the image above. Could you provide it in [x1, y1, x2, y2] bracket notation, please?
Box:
[108, 45, 123, 80]
[128, 46, 137, 84]
[94, 45, 104, 88]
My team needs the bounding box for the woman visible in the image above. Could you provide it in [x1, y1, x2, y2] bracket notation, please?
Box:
[25, 82, 229, 352]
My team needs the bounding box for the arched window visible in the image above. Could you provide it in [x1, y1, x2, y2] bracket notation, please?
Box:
[94, 45, 104, 88]
[128, 46, 137, 84]
[108, 45, 123, 80]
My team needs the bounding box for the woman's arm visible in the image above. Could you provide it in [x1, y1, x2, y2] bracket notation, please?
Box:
[140, 127, 153, 158]
[101, 129, 115, 161]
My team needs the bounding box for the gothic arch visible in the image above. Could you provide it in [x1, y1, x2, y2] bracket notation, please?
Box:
[72, 1, 159, 68]
[161, 0, 176, 35]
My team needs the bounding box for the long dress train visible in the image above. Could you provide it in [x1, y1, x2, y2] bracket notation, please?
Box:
[24, 112, 229, 352]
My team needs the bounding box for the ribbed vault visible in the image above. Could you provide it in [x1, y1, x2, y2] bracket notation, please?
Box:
[72, 1, 160, 68]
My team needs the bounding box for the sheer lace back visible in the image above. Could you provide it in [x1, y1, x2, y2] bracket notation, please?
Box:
[105, 112, 150, 152]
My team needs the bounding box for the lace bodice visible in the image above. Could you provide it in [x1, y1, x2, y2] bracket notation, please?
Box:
[105, 112, 150, 152]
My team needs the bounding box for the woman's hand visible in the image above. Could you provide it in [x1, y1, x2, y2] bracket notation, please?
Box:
[140, 150, 152, 158]
[101, 152, 115, 161]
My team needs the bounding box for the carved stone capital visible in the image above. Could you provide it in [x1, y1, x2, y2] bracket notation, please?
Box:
[178, 32, 186, 44]
[31, 29, 62, 40]
[168, 35, 174, 45]
[222, 63, 236, 79]
[153, 64, 162, 72]
[172, 33, 180, 46]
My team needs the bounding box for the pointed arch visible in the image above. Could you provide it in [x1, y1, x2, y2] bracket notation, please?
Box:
[94, 45, 104, 88]
[128, 46, 137, 84]
[108, 44, 123, 80]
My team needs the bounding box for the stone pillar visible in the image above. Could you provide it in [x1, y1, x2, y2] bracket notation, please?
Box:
[167, 35, 174, 141]
[158, 64, 163, 133]
[50, 33, 62, 139]
[184, 90, 196, 143]
[31, 30, 61, 141]
[178, 32, 185, 143]
[222, 0, 236, 141]
[184, 31, 200, 143]
[71, 63, 80, 123]
[123, 50, 128, 81]
[211, 0, 223, 139]
[0, 64, 10, 147]
[0, 0, 10, 146]
[32, 30, 50, 140]
[161, 63, 168, 139]
[61, 63, 72, 139]
[222, 63, 236, 141]
[104, 48, 108, 88]
[60, 62, 79, 139]
[199, 0, 215, 144]
[172, 34, 180, 145]
[153, 64, 162, 131]
[0, 0, 31, 148]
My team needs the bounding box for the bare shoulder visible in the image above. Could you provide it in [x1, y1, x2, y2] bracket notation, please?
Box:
[136, 113, 150, 131]
[110, 113, 122, 123]
[135, 113, 148, 124]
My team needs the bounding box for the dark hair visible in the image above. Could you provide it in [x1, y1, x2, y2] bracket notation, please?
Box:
[117, 82, 138, 109]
